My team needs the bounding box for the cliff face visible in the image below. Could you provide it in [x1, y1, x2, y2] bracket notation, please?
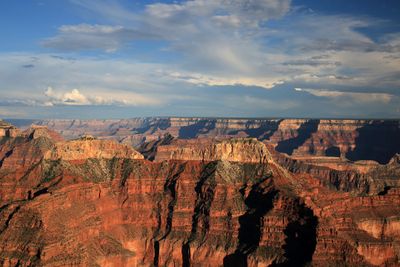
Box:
[154, 138, 272, 164]
[0, 125, 399, 266]
[271, 148, 400, 196]
[0, 121, 20, 138]
[16, 117, 400, 164]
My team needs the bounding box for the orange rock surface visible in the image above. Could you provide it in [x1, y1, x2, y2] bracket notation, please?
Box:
[154, 138, 272, 164]
[0, 125, 399, 266]
[44, 139, 144, 161]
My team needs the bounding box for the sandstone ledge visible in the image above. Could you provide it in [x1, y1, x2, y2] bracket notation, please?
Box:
[154, 138, 272, 163]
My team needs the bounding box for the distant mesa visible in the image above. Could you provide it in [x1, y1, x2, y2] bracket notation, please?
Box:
[23, 125, 64, 142]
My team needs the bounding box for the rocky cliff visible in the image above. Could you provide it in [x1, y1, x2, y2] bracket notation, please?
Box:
[13, 117, 400, 164]
[154, 138, 272, 164]
[44, 139, 144, 161]
[0, 125, 399, 266]
[0, 120, 20, 138]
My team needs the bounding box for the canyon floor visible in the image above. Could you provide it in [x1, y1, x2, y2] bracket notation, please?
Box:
[0, 118, 399, 266]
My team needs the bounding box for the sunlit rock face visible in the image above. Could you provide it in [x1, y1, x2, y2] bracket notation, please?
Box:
[154, 138, 272, 164]
[0, 121, 20, 138]
[44, 139, 144, 161]
[0, 124, 399, 266]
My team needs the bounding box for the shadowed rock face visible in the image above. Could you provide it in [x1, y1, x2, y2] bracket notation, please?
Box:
[346, 120, 400, 164]
[223, 179, 279, 267]
[325, 146, 341, 157]
[0, 125, 399, 266]
[275, 119, 320, 155]
[179, 120, 216, 139]
[11, 117, 400, 164]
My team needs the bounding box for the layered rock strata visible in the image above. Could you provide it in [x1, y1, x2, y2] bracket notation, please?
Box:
[154, 138, 272, 164]
[0, 125, 399, 266]
[13, 118, 400, 164]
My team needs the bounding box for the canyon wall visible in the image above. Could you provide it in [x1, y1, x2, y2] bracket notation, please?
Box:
[11, 118, 400, 164]
[0, 125, 399, 266]
[154, 138, 272, 164]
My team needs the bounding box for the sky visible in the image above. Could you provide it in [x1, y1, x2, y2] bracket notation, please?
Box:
[0, 0, 400, 119]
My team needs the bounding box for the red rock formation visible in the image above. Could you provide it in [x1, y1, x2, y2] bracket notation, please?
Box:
[154, 138, 272, 164]
[0, 121, 20, 138]
[0, 125, 399, 266]
[19, 117, 400, 164]
[23, 125, 64, 142]
[44, 139, 144, 161]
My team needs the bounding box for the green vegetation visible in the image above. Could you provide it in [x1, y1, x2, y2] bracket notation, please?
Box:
[41, 159, 62, 184]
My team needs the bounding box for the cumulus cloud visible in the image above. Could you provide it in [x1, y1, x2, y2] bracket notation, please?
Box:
[45, 87, 88, 105]
[43, 87, 161, 106]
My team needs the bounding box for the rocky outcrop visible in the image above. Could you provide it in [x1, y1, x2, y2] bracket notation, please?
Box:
[271, 149, 400, 195]
[23, 125, 64, 142]
[0, 121, 20, 138]
[0, 125, 399, 266]
[44, 139, 144, 161]
[154, 138, 272, 164]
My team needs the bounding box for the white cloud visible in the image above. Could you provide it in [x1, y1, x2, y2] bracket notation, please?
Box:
[43, 86, 162, 106]
[211, 15, 242, 28]
[145, 0, 291, 26]
[45, 87, 89, 105]
[42, 24, 155, 52]
[0, 53, 169, 107]
[49, 1, 400, 93]
[0, 52, 399, 118]
[166, 71, 283, 88]
[296, 88, 394, 103]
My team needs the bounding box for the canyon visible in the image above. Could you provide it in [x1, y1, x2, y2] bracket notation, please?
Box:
[0, 119, 399, 266]
[12, 117, 400, 164]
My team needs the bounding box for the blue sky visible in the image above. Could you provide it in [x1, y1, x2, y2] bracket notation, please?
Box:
[0, 0, 399, 119]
